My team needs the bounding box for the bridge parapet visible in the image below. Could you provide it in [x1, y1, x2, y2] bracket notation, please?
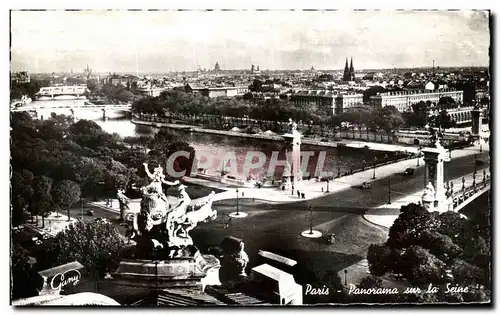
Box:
[449, 171, 490, 212]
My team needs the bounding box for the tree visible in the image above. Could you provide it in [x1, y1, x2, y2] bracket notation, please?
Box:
[11, 170, 34, 226]
[400, 245, 446, 286]
[438, 96, 456, 109]
[359, 275, 383, 289]
[387, 203, 441, 248]
[52, 180, 81, 221]
[49, 220, 125, 282]
[31, 176, 54, 228]
[363, 86, 387, 103]
[450, 259, 485, 286]
[437, 211, 466, 238]
[373, 106, 404, 132]
[74, 158, 105, 198]
[428, 109, 456, 132]
[419, 230, 462, 263]
[367, 243, 393, 276]
[11, 245, 38, 300]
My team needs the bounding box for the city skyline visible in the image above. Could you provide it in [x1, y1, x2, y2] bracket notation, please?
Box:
[10, 10, 490, 73]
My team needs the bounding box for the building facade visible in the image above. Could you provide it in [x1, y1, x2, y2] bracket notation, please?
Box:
[135, 85, 169, 97]
[11, 71, 31, 84]
[185, 84, 248, 98]
[370, 89, 464, 112]
[290, 90, 363, 115]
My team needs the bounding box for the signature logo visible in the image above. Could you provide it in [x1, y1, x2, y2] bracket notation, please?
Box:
[50, 269, 82, 290]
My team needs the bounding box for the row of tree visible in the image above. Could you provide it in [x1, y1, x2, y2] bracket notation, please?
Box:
[11, 113, 196, 300]
[10, 112, 195, 226]
[132, 90, 410, 134]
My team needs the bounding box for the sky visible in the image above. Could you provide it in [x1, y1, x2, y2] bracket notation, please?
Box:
[10, 10, 490, 73]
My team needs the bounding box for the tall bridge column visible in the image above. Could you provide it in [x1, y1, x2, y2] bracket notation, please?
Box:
[422, 140, 449, 212]
[471, 105, 483, 145]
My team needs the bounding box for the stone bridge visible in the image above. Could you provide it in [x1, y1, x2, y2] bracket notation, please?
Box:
[11, 104, 132, 120]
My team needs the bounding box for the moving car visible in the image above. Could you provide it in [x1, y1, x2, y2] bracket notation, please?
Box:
[403, 168, 415, 176]
[324, 233, 336, 244]
[86, 210, 95, 216]
[361, 181, 371, 189]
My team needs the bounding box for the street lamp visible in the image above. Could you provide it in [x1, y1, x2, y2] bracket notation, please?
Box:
[388, 180, 392, 204]
[229, 188, 248, 218]
[372, 157, 377, 179]
[308, 206, 313, 235]
[474, 154, 477, 175]
[236, 188, 239, 215]
[326, 179, 330, 193]
[300, 204, 322, 239]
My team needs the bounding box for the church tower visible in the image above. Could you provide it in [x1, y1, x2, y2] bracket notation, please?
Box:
[349, 57, 355, 81]
[342, 58, 350, 81]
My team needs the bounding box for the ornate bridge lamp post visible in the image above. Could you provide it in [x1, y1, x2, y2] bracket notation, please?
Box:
[372, 157, 378, 180]
[229, 188, 248, 218]
[388, 180, 392, 204]
[417, 146, 422, 166]
[326, 179, 330, 193]
[300, 205, 322, 239]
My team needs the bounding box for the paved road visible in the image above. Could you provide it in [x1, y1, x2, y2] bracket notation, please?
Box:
[68, 202, 128, 235]
[79, 148, 489, 288]
[190, 150, 490, 278]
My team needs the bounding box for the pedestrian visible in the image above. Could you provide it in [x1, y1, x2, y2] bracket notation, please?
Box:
[242, 191, 245, 197]
[302, 193, 305, 199]
[322, 187, 324, 192]
[297, 190, 300, 198]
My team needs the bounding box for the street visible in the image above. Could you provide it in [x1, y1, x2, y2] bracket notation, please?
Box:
[191, 150, 490, 282]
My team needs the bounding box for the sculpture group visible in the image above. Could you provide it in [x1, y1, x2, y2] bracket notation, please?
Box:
[126, 163, 217, 259]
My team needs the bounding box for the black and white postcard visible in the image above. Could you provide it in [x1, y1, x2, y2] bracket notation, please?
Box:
[9, 8, 492, 306]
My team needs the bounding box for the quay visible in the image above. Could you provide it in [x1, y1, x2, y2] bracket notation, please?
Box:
[131, 117, 419, 154]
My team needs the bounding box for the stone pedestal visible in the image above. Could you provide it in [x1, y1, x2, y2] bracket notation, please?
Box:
[471, 106, 484, 145]
[282, 129, 302, 190]
[110, 246, 220, 290]
[422, 140, 448, 212]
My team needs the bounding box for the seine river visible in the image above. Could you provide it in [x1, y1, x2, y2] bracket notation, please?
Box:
[95, 117, 395, 180]
[22, 100, 396, 180]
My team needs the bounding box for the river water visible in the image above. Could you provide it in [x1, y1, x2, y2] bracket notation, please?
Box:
[95, 117, 396, 181]
[21, 100, 397, 180]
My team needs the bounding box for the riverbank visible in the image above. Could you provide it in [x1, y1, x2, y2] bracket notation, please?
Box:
[131, 117, 419, 154]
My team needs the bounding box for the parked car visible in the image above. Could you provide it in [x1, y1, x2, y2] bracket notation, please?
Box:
[361, 181, 371, 189]
[403, 168, 415, 176]
[324, 233, 336, 244]
[86, 210, 95, 216]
